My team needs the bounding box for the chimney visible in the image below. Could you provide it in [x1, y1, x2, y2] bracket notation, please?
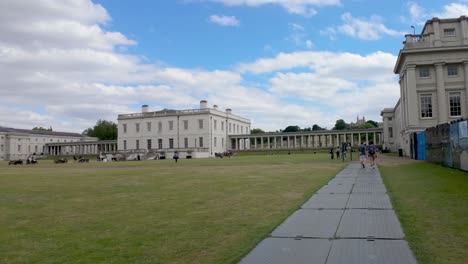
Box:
[226, 108, 232, 114]
[200, 100, 208, 109]
[213, 105, 218, 110]
[142, 105, 149, 113]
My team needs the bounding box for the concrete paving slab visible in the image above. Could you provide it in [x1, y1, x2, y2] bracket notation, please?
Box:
[347, 193, 392, 209]
[317, 183, 354, 194]
[352, 183, 387, 193]
[326, 239, 417, 264]
[302, 193, 350, 209]
[239, 238, 332, 264]
[356, 177, 383, 184]
[271, 209, 343, 238]
[336, 209, 404, 239]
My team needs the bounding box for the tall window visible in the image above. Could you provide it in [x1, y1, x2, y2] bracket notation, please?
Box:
[158, 139, 162, 149]
[419, 67, 430, 78]
[158, 122, 162, 132]
[136, 123, 140, 133]
[123, 124, 127, 133]
[447, 65, 458, 76]
[229, 123, 232, 132]
[184, 138, 188, 148]
[222, 138, 224, 148]
[147, 122, 152, 132]
[169, 121, 174, 130]
[449, 92, 462, 117]
[18, 145, 21, 152]
[214, 137, 217, 147]
[169, 138, 174, 149]
[0, 144, 3, 152]
[420, 94, 433, 118]
[199, 137, 204, 148]
[136, 140, 140, 149]
[35, 145, 38, 152]
[444, 28, 455, 37]
[221, 121, 224, 131]
[123, 140, 127, 150]
[214, 120, 217, 130]
[388, 127, 393, 138]
[198, 119, 204, 129]
[184, 120, 188, 130]
[147, 139, 152, 150]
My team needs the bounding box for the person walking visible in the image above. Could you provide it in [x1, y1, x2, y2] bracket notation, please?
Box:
[173, 151, 179, 163]
[336, 146, 340, 159]
[367, 141, 377, 168]
[358, 142, 366, 168]
[329, 148, 334, 160]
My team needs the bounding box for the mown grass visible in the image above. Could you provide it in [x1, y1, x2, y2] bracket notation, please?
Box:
[380, 162, 468, 264]
[0, 154, 344, 264]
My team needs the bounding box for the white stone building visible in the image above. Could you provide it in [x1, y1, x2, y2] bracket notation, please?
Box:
[382, 17, 468, 155]
[0, 126, 96, 161]
[117, 100, 251, 158]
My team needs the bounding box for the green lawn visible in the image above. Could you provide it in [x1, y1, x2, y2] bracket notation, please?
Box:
[0, 154, 344, 264]
[380, 162, 468, 264]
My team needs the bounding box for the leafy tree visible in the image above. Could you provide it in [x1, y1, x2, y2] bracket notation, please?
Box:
[284, 125, 301, 132]
[312, 124, 324, 131]
[333, 119, 348, 130]
[366, 120, 378, 127]
[32, 126, 52, 131]
[302, 127, 311, 131]
[83, 120, 117, 140]
[357, 123, 375, 129]
[250, 128, 265, 134]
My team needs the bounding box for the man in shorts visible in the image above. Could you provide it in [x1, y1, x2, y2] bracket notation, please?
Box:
[358, 142, 366, 168]
[367, 141, 377, 168]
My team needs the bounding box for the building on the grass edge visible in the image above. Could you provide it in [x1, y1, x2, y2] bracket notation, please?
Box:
[382, 16, 468, 156]
[0, 126, 97, 161]
[117, 100, 251, 158]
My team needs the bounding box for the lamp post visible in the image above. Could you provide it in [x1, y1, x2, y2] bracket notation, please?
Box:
[411, 25, 415, 35]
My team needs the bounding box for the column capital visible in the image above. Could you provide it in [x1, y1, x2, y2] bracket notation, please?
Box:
[434, 62, 445, 67]
[405, 64, 416, 70]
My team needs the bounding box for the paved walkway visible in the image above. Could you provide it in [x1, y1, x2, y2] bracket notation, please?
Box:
[239, 163, 418, 264]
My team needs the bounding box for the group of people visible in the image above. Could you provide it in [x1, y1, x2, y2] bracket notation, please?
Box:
[329, 141, 378, 168]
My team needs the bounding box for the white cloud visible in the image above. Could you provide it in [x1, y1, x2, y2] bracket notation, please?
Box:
[338, 13, 404, 40]
[208, 0, 340, 16]
[434, 3, 468, 19]
[305, 40, 313, 48]
[209, 15, 240, 26]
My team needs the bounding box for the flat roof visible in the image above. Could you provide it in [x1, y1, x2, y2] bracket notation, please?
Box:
[0, 126, 86, 138]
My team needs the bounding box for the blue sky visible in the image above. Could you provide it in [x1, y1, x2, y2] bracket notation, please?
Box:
[1, 0, 467, 132]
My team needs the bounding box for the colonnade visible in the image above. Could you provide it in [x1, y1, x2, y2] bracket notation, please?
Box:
[229, 129, 383, 151]
[46, 140, 117, 156]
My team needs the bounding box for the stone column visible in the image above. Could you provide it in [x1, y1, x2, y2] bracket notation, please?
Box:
[435, 62, 447, 124]
[464, 62, 468, 117]
[351, 132, 354, 146]
[406, 65, 419, 127]
[287, 136, 290, 148]
[366, 133, 369, 145]
[267, 137, 270, 149]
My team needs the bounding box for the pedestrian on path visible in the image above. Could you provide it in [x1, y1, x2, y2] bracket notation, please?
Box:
[336, 146, 340, 159]
[358, 142, 366, 168]
[329, 148, 334, 160]
[173, 151, 179, 163]
[367, 141, 377, 168]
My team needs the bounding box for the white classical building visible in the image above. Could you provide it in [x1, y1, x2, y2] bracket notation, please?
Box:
[0, 126, 97, 160]
[382, 16, 468, 155]
[117, 100, 251, 158]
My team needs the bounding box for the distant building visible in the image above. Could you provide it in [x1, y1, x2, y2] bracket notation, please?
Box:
[382, 17, 468, 155]
[349, 115, 366, 128]
[0, 126, 96, 160]
[117, 100, 251, 158]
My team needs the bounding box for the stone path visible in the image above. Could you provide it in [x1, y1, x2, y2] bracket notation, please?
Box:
[239, 163, 418, 264]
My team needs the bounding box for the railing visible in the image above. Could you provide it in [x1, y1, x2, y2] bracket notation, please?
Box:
[403, 34, 433, 49]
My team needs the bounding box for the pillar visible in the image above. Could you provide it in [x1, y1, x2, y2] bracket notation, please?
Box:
[406, 65, 419, 126]
[435, 62, 447, 123]
[366, 133, 369, 145]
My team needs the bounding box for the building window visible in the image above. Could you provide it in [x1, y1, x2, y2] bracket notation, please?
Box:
[169, 138, 174, 149]
[214, 120, 217, 130]
[388, 117, 392, 121]
[169, 121, 174, 130]
[147, 122, 152, 132]
[158, 139, 162, 149]
[447, 65, 458, 76]
[147, 139, 152, 150]
[123, 124, 127, 133]
[35, 145, 38, 152]
[158, 122, 162, 132]
[199, 137, 204, 148]
[136, 123, 140, 133]
[237, 124, 240, 133]
[449, 92, 462, 117]
[229, 123, 232, 132]
[198, 119, 204, 129]
[388, 127, 393, 138]
[241, 126, 244, 134]
[222, 138, 224, 148]
[136, 140, 140, 149]
[419, 67, 430, 78]
[221, 121, 224, 131]
[420, 94, 433, 118]
[0, 144, 3, 152]
[184, 137, 188, 148]
[184, 120, 188, 130]
[214, 137, 217, 147]
[18, 145, 21, 152]
[123, 140, 127, 150]
[444, 28, 455, 37]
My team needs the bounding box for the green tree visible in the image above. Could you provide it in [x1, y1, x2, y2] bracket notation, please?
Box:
[284, 125, 301, 132]
[32, 126, 52, 131]
[333, 119, 348, 130]
[357, 123, 375, 129]
[312, 124, 324, 131]
[250, 128, 265, 134]
[83, 120, 117, 140]
[366, 120, 378, 127]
